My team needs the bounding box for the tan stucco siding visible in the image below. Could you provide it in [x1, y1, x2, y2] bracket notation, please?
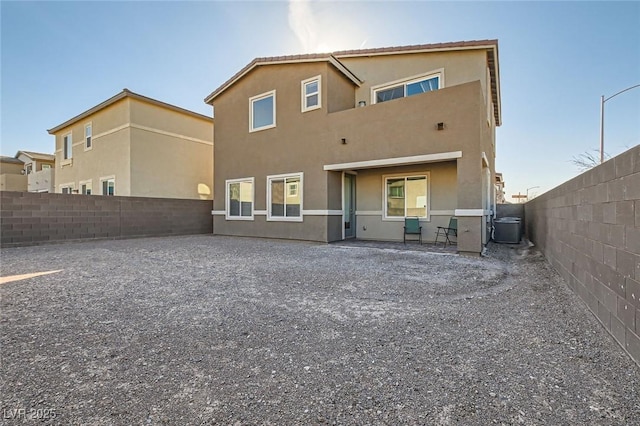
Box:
[53, 100, 131, 194]
[212, 62, 338, 215]
[52, 96, 212, 199]
[213, 80, 488, 242]
[55, 127, 132, 195]
[354, 162, 457, 242]
[128, 99, 213, 200]
[0, 162, 24, 175]
[327, 65, 356, 113]
[0, 174, 27, 191]
[323, 81, 485, 165]
[129, 99, 213, 142]
[213, 215, 331, 242]
[129, 127, 213, 200]
[211, 53, 495, 246]
[215, 79, 484, 183]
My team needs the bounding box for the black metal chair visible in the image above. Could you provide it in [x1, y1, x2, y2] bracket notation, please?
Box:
[435, 217, 457, 246]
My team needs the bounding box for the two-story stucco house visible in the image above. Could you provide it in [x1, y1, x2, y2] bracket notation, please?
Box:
[205, 40, 501, 255]
[48, 89, 214, 200]
[16, 151, 56, 193]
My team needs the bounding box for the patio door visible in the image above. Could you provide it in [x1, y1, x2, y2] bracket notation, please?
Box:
[344, 173, 356, 238]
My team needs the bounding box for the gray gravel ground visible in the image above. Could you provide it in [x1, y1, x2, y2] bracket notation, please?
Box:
[1, 235, 639, 425]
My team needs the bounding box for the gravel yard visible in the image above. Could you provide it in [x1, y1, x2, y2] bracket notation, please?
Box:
[1, 235, 639, 425]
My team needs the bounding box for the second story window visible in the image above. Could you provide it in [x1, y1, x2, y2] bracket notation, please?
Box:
[63, 133, 72, 160]
[250, 90, 276, 132]
[302, 76, 321, 112]
[373, 72, 441, 104]
[85, 123, 92, 149]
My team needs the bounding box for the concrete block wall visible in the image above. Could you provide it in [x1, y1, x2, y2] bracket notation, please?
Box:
[496, 203, 524, 220]
[0, 191, 213, 248]
[525, 145, 640, 365]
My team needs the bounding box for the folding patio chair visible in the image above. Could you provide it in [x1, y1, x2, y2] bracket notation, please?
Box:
[435, 217, 457, 246]
[403, 217, 422, 244]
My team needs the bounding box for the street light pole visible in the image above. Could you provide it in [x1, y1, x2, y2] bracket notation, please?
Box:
[599, 84, 640, 164]
[526, 186, 540, 201]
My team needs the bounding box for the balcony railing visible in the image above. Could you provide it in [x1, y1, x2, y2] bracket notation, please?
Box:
[28, 168, 55, 193]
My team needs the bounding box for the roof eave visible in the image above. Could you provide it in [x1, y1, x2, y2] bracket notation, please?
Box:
[332, 39, 499, 58]
[487, 44, 502, 126]
[49, 89, 212, 134]
[47, 90, 129, 134]
[204, 55, 362, 105]
[15, 150, 56, 160]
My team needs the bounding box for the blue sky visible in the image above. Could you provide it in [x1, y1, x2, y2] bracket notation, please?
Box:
[1, 1, 639, 199]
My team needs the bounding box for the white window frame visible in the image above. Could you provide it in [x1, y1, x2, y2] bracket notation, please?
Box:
[267, 172, 303, 222]
[84, 123, 93, 150]
[382, 172, 430, 221]
[225, 177, 255, 220]
[59, 183, 75, 194]
[371, 69, 444, 105]
[100, 175, 115, 196]
[63, 133, 73, 160]
[249, 90, 276, 132]
[301, 75, 321, 112]
[42, 164, 52, 170]
[79, 179, 92, 195]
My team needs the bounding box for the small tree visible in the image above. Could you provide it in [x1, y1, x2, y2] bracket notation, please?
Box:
[571, 149, 610, 172]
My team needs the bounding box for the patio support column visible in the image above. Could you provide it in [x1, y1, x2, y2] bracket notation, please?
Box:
[455, 155, 484, 255]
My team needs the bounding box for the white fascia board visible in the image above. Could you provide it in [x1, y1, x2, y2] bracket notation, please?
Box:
[323, 151, 462, 171]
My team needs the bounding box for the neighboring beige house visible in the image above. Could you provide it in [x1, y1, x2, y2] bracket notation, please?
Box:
[48, 89, 213, 199]
[16, 151, 55, 193]
[205, 40, 501, 255]
[0, 156, 27, 191]
[495, 172, 506, 204]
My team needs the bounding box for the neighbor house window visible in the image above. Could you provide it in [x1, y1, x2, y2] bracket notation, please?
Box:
[60, 184, 74, 194]
[384, 175, 428, 218]
[63, 133, 72, 159]
[250, 90, 276, 132]
[25, 163, 33, 174]
[301, 76, 321, 112]
[80, 180, 92, 195]
[101, 177, 115, 196]
[85, 123, 92, 149]
[267, 173, 302, 221]
[373, 72, 441, 104]
[226, 178, 254, 220]
[42, 164, 51, 170]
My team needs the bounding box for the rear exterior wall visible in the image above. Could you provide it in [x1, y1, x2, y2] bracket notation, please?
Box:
[128, 100, 213, 200]
[212, 51, 494, 246]
[53, 100, 132, 195]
